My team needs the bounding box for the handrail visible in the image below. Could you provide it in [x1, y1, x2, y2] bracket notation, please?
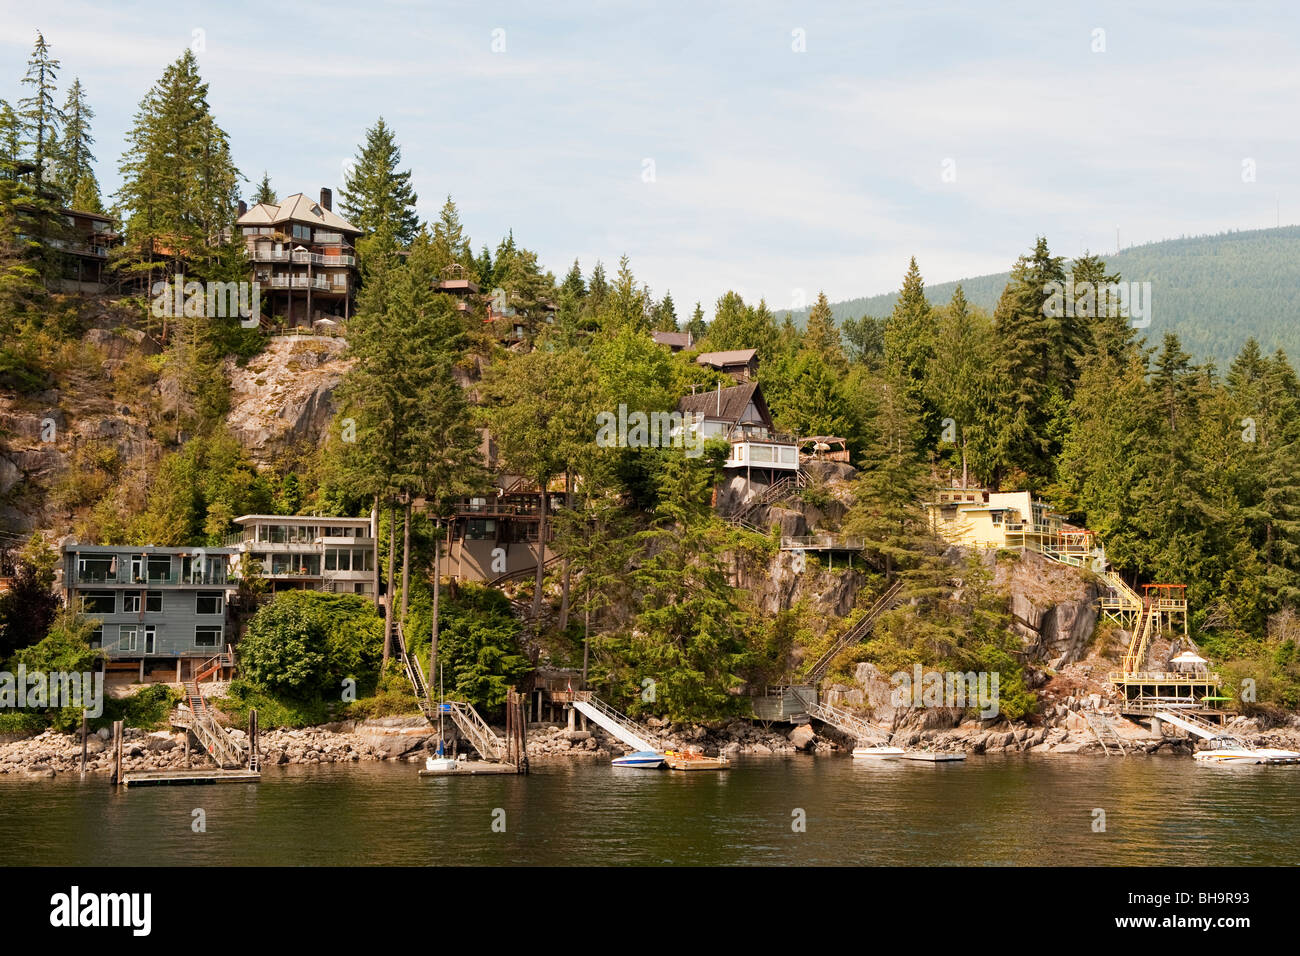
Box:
[804, 578, 905, 682]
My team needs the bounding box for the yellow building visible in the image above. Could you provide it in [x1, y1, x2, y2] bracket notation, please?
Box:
[925, 488, 1070, 552]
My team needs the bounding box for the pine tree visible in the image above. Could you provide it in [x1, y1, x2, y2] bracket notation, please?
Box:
[804, 291, 846, 371]
[18, 32, 63, 201]
[252, 171, 275, 205]
[883, 258, 940, 441]
[115, 50, 241, 297]
[926, 285, 999, 486]
[653, 289, 678, 331]
[56, 78, 99, 210]
[685, 301, 707, 342]
[339, 116, 419, 244]
[430, 195, 471, 277]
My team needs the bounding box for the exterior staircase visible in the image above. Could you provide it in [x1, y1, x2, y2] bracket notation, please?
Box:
[391, 623, 432, 719]
[804, 698, 893, 746]
[1083, 710, 1130, 756]
[171, 667, 246, 769]
[729, 471, 809, 529]
[803, 578, 906, 683]
[443, 700, 507, 761]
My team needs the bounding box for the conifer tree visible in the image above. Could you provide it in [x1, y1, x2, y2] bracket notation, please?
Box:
[56, 78, 99, 210]
[252, 172, 275, 205]
[339, 116, 419, 244]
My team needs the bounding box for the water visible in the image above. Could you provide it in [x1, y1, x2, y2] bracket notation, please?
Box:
[2, 755, 1298, 866]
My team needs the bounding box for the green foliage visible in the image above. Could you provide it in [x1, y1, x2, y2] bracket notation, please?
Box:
[407, 584, 530, 709]
[215, 679, 336, 730]
[9, 610, 102, 732]
[99, 684, 180, 731]
[238, 591, 383, 700]
[340, 116, 420, 245]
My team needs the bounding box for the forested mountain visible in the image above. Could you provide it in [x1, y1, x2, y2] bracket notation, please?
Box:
[797, 226, 1300, 367]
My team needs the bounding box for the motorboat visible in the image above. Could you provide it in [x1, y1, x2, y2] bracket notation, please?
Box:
[852, 745, 905, 759]
[612, 750, 666, 768]
[1194, 747, 1300, 765]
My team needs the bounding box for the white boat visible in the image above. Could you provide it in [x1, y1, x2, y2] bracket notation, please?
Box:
[424, 755, 459, 773]
[1195, 747, 1300, 765]
[852, 746, 905, 759]
[612, 750, 666, 769]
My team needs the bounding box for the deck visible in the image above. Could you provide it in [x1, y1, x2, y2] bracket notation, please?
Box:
[418, 761, 520, 776]
[121, 769, 261, 787]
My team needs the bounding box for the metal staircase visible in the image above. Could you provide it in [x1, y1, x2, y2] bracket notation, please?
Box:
[1121, 596, 1159, 675]
[391, 623, 431, 718]
[1083, 710, 1130, 756]
[729, 471, 809, 528]
[444, 700, 506, 761]
[570, 693, 661, 752]
[803, 578, 905, 682]
[1154, 710, 1249, 749]
[172, 679, 246, 769]
[804, 698, 893, 745]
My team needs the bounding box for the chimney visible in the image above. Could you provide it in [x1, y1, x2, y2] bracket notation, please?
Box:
[320, 187, 332, 212]
[237, 200, 247, 217]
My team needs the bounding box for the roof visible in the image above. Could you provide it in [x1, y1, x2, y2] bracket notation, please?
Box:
[652, 330, 692, 348]
[234, 514, 370, 525]
[677, 381, 773, 427]
[237, 193, 361, 235]
[696, 348, 757, 367]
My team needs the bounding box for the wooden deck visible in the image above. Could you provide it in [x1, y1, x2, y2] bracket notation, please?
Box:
[121, 769, 261, 787]
[417, 761, 520, 776]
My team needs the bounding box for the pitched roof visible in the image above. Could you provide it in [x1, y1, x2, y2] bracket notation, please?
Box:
[695, 348, 757, 367]
[652, 330, 692, 348]
[677, 381, 773, 427]
[237, 193, 361, 235]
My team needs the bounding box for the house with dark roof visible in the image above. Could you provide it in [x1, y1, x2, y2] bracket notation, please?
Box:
[651, 329, 694, 351]
[695, 348, 758, 382]
[677, 381, 798, 478]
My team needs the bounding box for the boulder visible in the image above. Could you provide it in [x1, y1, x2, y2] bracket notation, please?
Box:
[788, 724, 818, 751]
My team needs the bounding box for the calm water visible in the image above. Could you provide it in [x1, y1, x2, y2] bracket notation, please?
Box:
[2, 755, 1298, 866]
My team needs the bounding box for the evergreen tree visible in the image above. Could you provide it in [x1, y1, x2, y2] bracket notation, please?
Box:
[56, 77, 99, 210]
[803, 291, 846, 371]
[18, 32, 63, 201]
[430, 194, 472, 276]
[685, 301, 707, 341]
[252, 171, 275, 205]
[339, 116, 419, 244]
[883, 258, 939, 441]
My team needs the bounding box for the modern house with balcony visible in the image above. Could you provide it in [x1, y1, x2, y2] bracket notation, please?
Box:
[227, 514, 379, 597]
[924, 488, 1072, 552]
[236, 188, 362, 328]
[60, 543, 237, 682]
[678, 381, 799, 481]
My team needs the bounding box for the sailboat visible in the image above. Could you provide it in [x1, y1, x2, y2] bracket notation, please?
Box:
[424, 662, 458, 773]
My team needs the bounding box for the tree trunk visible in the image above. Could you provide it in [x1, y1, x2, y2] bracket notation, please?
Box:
[532, 479, 548, 618]
[382, 499, 395, 670]
[558, 470, 572, 630]
[400, 494, 412, 632]
[428, 517, 441, 707]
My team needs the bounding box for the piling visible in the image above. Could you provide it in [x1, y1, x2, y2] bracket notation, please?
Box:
[110, 720, 123, 785]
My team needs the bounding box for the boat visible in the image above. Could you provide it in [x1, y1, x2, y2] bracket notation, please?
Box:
[664, 749, 730, 771]
[1194, 747, 1300, 765]
[612, 750, 666, 769]
[852, 745, 905, 759]
[421, 661, 459, 774]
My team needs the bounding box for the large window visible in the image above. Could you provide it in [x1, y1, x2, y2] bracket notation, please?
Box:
[146, 591, 163, 612]
[122, 592, 141, 613]
[465, 519, 496, 540]
[81, 591, 115, 614]
[146, 556, 172, 582]
[118, 625, 137, 652]
[195, 626, 221, 648]
[292, 223, 311, 241]
[196, 592, 224, 615]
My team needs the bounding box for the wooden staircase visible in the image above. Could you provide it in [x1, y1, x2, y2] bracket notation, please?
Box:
[804, 697, 894, 746]
[803, 578, 906, 683]
[443, 701, 506, 761]
[729, 471, 809, 529]
[171, 674, 246, 769]
[1083, 710, 1130, 756]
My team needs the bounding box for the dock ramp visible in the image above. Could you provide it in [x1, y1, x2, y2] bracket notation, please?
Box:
[571, 695, 660, 752]
[1154, 711, 1247, 747]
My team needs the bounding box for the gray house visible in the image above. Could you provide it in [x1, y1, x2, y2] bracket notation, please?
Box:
[61, 543, 237, 682]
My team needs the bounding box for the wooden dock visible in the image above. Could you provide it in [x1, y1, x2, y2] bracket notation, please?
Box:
[121, 769, 262, 788]
[418, 761, 520, 777]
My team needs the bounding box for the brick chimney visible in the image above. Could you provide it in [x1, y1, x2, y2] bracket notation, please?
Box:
[320, 187, 332, 212]
[237, 199, 247, 217]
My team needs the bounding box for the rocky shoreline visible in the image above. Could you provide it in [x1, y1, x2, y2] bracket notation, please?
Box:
[6, 707, 1300, 777]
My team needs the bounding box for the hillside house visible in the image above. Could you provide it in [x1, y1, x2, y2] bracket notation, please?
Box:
[237, 188, 362, 328]
[695, 348, 758, 382]
[225, 514, 379, 597]
[677, 381, 798, 480]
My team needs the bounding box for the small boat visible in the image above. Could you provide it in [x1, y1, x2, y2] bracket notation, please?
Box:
[852, 745, 905, 759]
[1195, 747, 1300, 765]
[424, 755, 459, 773]
[664, 749, 730, 771]
[612, 750, 666, 769]
[899, 751, 966, 762]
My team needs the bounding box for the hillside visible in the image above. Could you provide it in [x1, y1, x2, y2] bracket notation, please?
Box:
[795, 226, 1300, 367]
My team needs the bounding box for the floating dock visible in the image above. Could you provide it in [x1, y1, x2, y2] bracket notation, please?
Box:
[418, 761, 520, 776]
[121, 769, 262, 787]
[899, 752, 966, 762]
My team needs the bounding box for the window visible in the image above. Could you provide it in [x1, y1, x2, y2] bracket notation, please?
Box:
[292, 223, 311, 240]
[146, 591, 163, 613]
[324, 549, 337, 571]
[89, 625, 103, 649]
[195, 626, 221, 648]
[147, 556, 171, 582]
[352, 549, 371, 572]
[196, 592, 224, 615]
[77, 556, 114, 582]
[122, 592, 141, 613]
[81, 591, 116, 614]
[118, 625, 137, 652]
[465, 519, 496, 540]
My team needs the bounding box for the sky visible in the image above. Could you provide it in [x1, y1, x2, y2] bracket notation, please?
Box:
[2, 0, 1298, 317]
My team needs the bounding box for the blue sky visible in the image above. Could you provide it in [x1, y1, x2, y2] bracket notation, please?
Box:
[3, 0, 1298, 316]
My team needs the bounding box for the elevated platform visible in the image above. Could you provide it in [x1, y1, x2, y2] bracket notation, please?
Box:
[122, 770, 261, 787]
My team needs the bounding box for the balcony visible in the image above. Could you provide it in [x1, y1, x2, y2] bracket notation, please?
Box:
[268, 275, 333, 291]
[74, 571, 228, 586]
[726, 439, 799, 471]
